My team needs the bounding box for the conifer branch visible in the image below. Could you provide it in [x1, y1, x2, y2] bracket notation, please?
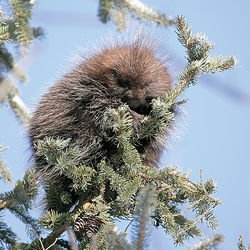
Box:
[135, 16, 236, 144]
[123, 0, 175, 27]
[104, 226, 132, 250]
[9, 0, 35, 48]
[131, 185, 156, 250]
[0, 1, 42, 126]
[0, 219, 18, 248]
[0, 169, 40, 244]
[97, 0, 175, 31]
[167, 16, 236, 106]
[238, 236, 250, 250]
[98, 0, 113, 23]
[190, 234, 224, 250]
[33, 137, 220, 247]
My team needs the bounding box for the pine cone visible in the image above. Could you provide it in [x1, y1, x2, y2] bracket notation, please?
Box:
[74, 214, 103, 238]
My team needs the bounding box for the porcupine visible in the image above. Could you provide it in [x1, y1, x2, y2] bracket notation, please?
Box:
[29, 35, 172, 235]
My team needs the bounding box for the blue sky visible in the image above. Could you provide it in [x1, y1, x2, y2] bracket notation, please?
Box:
[1, 0, 250, 249]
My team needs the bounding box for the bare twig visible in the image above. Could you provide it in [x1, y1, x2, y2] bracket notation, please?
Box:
[124, 218, 134, 232]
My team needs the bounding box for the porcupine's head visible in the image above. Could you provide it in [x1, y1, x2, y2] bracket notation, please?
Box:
[83, 36, 172, 117]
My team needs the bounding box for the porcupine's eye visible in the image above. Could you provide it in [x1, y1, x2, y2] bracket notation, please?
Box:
[117, 77, 131, 88]
[112, 70, 131, 89]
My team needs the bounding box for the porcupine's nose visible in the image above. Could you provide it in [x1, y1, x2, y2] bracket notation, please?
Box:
[127, 93, 152, 115]
[126, 88, 145, 109]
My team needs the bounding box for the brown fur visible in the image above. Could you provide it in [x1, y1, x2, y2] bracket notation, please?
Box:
[29, 37, 172, 170]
